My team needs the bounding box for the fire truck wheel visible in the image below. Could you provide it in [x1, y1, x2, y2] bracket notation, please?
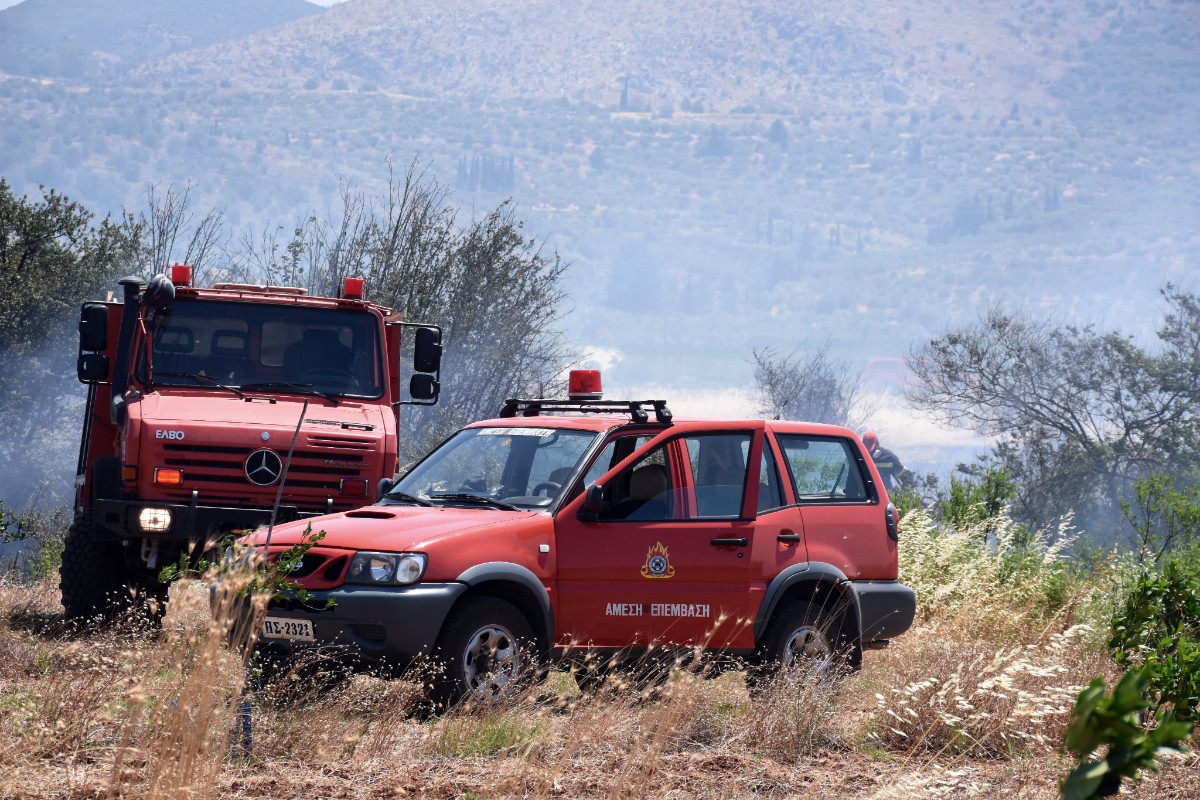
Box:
[750, 599, 857, 692]
[431, 597, 539, 707]
[59, 512, 129, 623]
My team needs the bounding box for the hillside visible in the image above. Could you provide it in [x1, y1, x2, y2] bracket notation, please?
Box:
[0, 0, 1196, 410]
[139, 0, 1113, 118]
[0, 0, 321, 77]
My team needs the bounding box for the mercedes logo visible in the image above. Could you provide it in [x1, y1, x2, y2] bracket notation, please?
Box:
[245, 448, 284, 486]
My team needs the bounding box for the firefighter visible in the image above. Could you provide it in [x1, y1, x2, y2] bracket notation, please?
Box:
[861, 432, 913, 492]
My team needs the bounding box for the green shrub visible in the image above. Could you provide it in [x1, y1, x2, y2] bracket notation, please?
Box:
[1108, 562, 1200, 722]
[1061, 666, 1193, 800]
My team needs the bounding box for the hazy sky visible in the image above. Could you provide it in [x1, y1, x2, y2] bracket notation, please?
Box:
[0, 0, 349, 8]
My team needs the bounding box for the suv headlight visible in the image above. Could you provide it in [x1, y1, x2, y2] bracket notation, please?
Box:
[345, 552, 427, 586]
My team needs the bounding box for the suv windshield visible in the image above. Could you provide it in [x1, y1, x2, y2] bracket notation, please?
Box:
[138, 298, 384, 398]
[388, 426, 599, 510]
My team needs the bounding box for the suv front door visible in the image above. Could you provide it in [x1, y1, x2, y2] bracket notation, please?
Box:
[555, 428, 760, 650]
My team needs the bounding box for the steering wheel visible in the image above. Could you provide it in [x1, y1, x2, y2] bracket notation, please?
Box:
[532, 481, 561, 497]
[300, 368, 359, 388]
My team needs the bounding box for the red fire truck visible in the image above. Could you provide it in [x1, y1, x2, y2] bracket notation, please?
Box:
[64, 265, 442, 620]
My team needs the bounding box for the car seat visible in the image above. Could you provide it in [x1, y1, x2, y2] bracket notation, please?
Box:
[614, 463, 671, 520]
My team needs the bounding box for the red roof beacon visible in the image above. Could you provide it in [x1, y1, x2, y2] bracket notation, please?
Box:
[568, 369, 603, 401]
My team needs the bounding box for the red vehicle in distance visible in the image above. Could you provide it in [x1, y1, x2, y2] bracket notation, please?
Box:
[252, 370, 916, 704]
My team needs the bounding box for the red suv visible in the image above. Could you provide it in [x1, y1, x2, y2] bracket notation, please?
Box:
[251, 373, 916, 703]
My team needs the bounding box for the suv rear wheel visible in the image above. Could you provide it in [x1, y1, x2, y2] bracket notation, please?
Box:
[753, 598, 857, 688]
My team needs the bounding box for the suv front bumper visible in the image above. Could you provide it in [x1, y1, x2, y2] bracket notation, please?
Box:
[259, 582, 468, 668]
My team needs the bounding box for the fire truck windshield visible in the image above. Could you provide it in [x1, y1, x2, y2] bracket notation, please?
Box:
[137, 298, 384, 399]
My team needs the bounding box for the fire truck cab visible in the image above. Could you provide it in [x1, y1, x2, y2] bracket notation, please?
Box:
[64, 266, 441, 620]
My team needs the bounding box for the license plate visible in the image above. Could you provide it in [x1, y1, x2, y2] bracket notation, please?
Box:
[261, 616, 315, 642]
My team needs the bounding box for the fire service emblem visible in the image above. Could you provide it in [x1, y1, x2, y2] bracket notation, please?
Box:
[640, 541, 675, 579]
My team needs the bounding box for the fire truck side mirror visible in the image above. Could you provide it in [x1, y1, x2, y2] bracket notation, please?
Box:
[413, 327, 442, 374]
[77, 304, 111, 383]
[409, 373, 439, 401]
[79, 303, 109, 352]
[77, 353, 110, 383]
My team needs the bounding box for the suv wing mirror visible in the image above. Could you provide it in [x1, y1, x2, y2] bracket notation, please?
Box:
[580, 483, 604, 522]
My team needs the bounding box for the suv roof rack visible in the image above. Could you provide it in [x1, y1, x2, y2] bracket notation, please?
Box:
[498, 398, 673, 424]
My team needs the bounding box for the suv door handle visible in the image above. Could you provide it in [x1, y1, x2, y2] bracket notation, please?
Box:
[710, 537, 749, 547]
[777, 533, 801, 543]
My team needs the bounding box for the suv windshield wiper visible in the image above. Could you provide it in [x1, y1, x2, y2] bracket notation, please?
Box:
[429, 492, 519, 511]
[152, 371, 246, 399]
[382, 489, 433, 507]
[240, 382, 339, 404]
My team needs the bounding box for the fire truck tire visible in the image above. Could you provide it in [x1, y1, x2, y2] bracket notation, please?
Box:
[59, 512, 129, 622]
[750, 599, 858, 691]
[431, 597, 539, 707]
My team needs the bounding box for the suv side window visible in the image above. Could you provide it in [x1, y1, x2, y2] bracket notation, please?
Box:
[572, 433, 656, 504]
[757, 440, 785, 512]
[596, 442, 675, 521]
[684, 432, 753, 518]
[776, 434, 869, 502]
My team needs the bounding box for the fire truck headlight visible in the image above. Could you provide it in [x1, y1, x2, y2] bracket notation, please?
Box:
[345, 552, 426, 585]
[138, 507, 172, 533]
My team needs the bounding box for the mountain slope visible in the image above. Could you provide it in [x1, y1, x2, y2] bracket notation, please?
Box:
[0, 0, 1194, 403]
[137, 0, 1119, 117]
[0, 0, 322, 77]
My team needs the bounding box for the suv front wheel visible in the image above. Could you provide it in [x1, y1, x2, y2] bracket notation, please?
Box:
[432, 597, 538, 706]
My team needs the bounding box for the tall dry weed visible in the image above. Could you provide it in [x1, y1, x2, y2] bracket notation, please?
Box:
[868, 624, 1106, 758]
[899, 509, 1110, 640]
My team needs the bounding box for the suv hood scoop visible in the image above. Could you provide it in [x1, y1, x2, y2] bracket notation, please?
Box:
[344, 510, 397, 520]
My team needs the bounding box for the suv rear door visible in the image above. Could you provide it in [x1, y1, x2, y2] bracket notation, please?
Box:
[773, 431, 894, 579]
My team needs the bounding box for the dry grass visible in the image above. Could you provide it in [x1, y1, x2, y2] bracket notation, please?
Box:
[0, 574, 1198, 800]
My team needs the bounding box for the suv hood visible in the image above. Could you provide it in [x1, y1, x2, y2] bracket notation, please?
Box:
[258, 506, 538, 551]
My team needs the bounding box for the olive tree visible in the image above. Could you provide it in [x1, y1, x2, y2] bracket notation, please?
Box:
[907, 289, 1200, 539]
[0, 179, 136, 505]
[752, 342, 866, 427]
[264, 161, 574, 459]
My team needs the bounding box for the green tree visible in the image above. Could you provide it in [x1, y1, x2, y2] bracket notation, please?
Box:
[1121, 473, 1200, 564]
[1108, 562, 1200, 721]
[939, 462, 1018, 532]
[907, 290, 1200, 538]
[0, 179, 135, 505]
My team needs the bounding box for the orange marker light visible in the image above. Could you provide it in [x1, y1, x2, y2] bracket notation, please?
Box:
[154, 468, 184, 486]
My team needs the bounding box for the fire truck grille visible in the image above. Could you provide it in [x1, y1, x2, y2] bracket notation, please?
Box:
[158, 441, 374, 513]
[307, 434, 373, 451]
